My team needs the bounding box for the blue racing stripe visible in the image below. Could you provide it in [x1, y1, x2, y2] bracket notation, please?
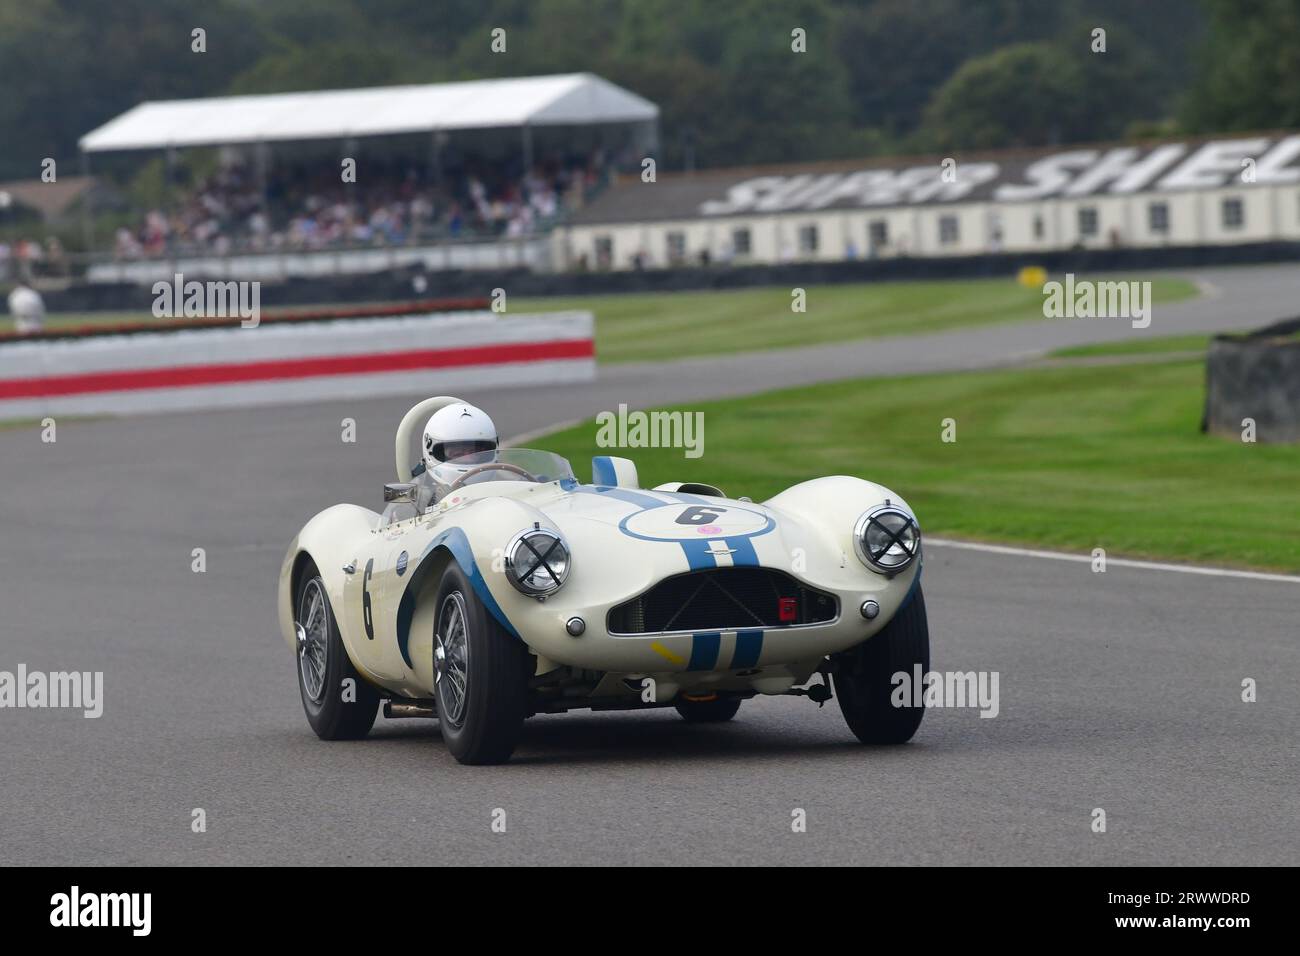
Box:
[725, 536, 760, 567]
[678, 539, 717, 570]
[579, 485, 666, 510]
[655, 491, 719, 505]
[688, 632, 721, 670]
[591, 456, 618, 486]
[396, 526, 520, 668]
[732, 629, 764, 669]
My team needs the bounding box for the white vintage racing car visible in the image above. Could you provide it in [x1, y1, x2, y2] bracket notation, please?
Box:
[278, 396, 929, 763]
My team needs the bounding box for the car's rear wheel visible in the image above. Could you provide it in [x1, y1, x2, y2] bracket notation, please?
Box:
[674, 695, 742, 722]
[432, 563, 532, 764]
[832, 585, 930, 745]
[295, 561, 379, 740]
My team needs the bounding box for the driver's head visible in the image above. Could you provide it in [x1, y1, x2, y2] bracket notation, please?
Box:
[422, 402, 498, 473]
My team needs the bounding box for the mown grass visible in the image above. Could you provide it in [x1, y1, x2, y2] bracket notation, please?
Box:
[8, 274, 1198, 363]
[532, 357, 1299, 571]
[516, 275, 1198, 363]
[1050, 333, 1212, 359]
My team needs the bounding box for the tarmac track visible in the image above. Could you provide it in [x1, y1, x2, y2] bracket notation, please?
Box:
[0, 265, 1296, 865]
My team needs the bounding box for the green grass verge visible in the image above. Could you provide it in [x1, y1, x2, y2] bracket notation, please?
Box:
[3, 310, 151, 332]
[1050, 326, 1300, 360]
[10, 275, 1198, 363]
[1050, 333, 1213, 359]
[516, 275, 1197, 363]
[0, 416, 97, 431]
[531, 358, 1299, 572]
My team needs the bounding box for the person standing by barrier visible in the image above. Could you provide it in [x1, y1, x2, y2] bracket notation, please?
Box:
[7, 283, 45, 335]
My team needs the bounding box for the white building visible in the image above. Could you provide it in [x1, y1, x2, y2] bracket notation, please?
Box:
[555, 133, 1300, 270]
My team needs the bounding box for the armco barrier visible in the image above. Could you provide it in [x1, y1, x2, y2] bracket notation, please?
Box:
[0, 309, 594, 419]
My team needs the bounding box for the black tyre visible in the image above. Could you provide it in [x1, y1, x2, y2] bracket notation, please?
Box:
[432, 563, 532, 764]
[832, 585, 930, 745]
[295, 561, 379, 740]
[674, 696, 742, 723]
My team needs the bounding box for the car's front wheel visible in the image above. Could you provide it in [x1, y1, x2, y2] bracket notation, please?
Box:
[432, 563, 532, 764]
[295, 561, 379, 740]
[832, 585, 930, 745]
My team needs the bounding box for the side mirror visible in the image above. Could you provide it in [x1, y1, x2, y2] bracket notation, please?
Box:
[384, 482, 416, 503]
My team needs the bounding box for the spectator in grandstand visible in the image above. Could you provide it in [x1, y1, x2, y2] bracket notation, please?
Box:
[44, 236, 68, 277]
[111, 145, 608, 258]
[13, 238, 42, 281]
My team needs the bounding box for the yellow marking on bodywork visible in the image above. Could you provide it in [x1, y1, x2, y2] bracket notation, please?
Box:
[650, 641, 686, 665]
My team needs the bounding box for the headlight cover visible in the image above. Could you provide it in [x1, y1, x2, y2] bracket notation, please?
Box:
[504, 527, 571, 597]
[854, 503, 920, 574]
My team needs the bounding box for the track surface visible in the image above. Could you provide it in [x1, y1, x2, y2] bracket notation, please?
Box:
[1, 266, 1297, 865]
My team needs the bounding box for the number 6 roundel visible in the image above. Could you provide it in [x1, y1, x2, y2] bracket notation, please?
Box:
[620, 504, 774, 542]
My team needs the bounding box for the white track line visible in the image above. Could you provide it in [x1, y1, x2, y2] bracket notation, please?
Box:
[1194, 277, 1223, 298]
[502, 419, 584, 448]
[926, 537, 1300, 584]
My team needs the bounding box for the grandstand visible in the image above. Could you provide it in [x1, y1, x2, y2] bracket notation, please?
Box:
[76, 73, 658, 282]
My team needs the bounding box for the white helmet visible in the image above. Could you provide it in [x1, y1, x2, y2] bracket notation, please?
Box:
[7, 285, 45, 335]
[422, 402, 498, 472]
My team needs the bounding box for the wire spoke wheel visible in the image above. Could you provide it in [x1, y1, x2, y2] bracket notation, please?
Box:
[429, 563, 529, 764]
[434, 591, 471, 728]
[296, 578, 330, 703]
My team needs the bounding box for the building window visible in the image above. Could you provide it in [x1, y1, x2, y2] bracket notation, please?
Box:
[1032, 215, 1045, 240]
[798, 224, 819, 253]
[938, 215, 959, 245]
[666, 231, 686, 264]
[732, 227, 751, 256]
[1147, 202, 1169, 234]
[1222, 197, 1244, 230]
[868, 219, 888, 250]
[1078, 207, 1099, 237]
[594, 236, 613, 268]
[987, 211, 1004, 249]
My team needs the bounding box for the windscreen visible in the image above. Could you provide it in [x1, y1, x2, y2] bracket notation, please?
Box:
[428, 447, 576, 491]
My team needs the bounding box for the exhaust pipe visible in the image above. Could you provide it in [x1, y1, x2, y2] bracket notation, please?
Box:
[383, 700, 437, 719]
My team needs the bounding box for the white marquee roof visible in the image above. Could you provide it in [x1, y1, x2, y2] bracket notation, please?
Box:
[79, 73, 658, 153]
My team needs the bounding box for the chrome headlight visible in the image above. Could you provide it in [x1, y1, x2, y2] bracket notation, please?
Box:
[854, 503, 920, 574]
[504, 526, 570, 597]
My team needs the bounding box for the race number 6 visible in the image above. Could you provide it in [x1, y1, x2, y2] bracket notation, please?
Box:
[675, 506, 724, 526]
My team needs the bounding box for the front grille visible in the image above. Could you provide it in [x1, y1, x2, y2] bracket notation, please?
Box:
[607, 567, 838, 634]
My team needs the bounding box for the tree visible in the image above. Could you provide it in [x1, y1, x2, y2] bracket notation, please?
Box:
[918, 43, 1083, 151]
[1182, 0, 1300, 132]
[0, 0, 265, 180]
[0, 0, 1213, 182]
[917, 23, 1168, 153]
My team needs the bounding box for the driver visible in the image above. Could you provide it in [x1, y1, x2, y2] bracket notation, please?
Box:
[415, 402, 499, 511]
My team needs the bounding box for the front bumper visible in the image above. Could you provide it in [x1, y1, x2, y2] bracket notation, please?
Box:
[506, 562, 921, 675]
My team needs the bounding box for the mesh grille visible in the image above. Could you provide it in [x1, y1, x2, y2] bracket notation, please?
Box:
[607, 567, 838, 634]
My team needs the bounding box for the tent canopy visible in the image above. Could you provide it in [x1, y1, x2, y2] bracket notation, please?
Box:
[79, 73, 658, 153]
